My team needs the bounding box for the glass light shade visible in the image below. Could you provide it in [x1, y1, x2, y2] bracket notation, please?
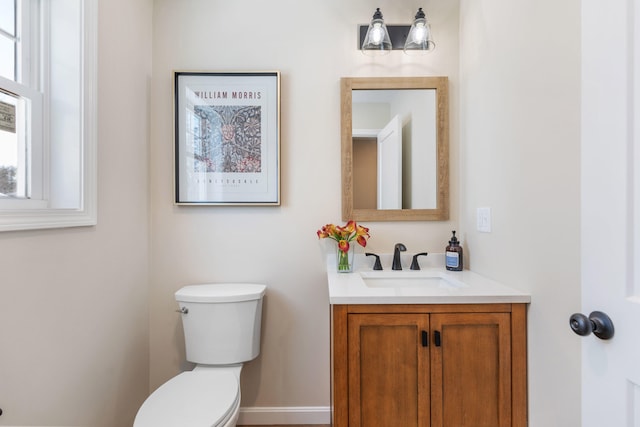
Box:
[404, 8, 435, 55]
[361, 8, 392, 56]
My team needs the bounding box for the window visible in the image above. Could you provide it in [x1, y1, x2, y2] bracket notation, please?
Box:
[0, 0, 17, 82]
[0, 0, 43, 202]
[0, 0, 97, 231]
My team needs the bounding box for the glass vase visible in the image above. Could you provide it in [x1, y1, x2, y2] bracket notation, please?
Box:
[336, 245, 355, 273]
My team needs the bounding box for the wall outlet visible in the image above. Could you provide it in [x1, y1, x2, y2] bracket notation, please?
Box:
[477, 207, 492, 232]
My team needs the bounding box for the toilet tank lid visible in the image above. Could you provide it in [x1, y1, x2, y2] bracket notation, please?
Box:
[175, 283, 266, 303]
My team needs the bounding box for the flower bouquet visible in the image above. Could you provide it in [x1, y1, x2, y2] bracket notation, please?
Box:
[317, 220, 370, 272]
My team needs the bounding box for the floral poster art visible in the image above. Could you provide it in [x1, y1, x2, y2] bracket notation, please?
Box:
[174, 72, 280, 205]
[192, 105, 262, 173]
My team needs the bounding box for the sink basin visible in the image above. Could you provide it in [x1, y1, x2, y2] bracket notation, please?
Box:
[360, 270, 467, 289]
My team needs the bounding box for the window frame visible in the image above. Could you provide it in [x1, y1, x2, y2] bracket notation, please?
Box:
[0, 0, 97, 232]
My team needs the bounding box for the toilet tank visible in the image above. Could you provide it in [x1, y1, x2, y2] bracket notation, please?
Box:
[175, 283, 266, 365]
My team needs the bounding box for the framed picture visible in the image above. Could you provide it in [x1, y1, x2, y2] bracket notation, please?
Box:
[174, 71, 281, 205]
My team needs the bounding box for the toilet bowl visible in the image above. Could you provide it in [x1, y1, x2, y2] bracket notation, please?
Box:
[134, 366, 241, 427]
[134, 283, 266, 427]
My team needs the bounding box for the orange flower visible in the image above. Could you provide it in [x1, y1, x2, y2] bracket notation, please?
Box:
[337, 239, 350, 253]
[355, 224, 370, 247]
[317, 220, 371, 252]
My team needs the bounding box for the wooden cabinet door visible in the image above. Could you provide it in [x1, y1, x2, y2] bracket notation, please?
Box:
[348, 313, 430, 427]
[430, 313, 512, 427]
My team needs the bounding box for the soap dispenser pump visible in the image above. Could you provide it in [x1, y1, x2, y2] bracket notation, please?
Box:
[445, 231, 463, 271]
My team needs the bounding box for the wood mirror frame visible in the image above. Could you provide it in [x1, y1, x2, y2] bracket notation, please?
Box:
[341, 76, 449, 221]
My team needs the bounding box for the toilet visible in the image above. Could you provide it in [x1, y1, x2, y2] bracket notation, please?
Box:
[134, 283, 266, 427]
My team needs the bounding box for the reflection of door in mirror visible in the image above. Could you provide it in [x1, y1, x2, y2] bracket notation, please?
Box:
[351, 89, 437, 210]
[377, 115, 402, 209]
[351, 115, 402, 210]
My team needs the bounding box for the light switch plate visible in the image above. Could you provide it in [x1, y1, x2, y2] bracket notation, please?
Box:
[477, 207, 491, 232]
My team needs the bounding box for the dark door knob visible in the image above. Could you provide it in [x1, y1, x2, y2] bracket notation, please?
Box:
[569, 311, 615, 340]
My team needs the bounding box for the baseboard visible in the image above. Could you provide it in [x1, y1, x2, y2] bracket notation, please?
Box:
[238, 406, 331, 425]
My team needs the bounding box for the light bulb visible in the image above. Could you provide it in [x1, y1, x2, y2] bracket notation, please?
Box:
[411, 23, 428, 44]
[370, 23, 385, 45]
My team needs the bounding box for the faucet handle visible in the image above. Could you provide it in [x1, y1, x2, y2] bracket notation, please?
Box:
[410, 252, 429, 270]
[365, 253, 383, 270]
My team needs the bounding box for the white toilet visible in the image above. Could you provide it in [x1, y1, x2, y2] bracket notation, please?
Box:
[134, 283, 266, 427]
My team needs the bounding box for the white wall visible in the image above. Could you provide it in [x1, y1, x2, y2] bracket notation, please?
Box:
[459, 0, 582, 425]
[0, 0, 152, 425]
[150, 0, 460, 421]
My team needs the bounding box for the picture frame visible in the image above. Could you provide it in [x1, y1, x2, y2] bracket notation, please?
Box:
[174, 71, 281, 205]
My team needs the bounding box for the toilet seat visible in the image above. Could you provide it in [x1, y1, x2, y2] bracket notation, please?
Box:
[133, 370, 239, 427]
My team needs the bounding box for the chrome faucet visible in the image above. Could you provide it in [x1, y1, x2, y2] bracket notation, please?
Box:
[392, 243, 407, 270]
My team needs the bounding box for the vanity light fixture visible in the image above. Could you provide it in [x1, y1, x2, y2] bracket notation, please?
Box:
[360, 8, 392, 55]
[359, 7, 435, 56]
[404, 8, 435, 55]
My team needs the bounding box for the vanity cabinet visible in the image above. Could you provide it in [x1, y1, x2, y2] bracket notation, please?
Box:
[331, 303, 527, 427]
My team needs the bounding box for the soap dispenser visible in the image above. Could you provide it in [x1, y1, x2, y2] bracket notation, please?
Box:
[445, 231, 463, 271]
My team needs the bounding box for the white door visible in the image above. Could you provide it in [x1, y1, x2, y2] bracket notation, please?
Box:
[581, 1, 640, 425]
[377, 114, 402, 209]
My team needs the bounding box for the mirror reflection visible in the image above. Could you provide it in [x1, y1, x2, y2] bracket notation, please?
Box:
[351, 89, 437, 210]
[341, 77, 449, 221]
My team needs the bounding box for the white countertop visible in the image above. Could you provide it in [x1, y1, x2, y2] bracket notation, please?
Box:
[326, 253, 531, 305]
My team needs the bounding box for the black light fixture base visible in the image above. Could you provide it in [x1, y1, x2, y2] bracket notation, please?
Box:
[358, 25, 411, 50]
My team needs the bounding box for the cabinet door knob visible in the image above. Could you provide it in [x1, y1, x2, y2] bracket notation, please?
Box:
[421, 330, 428, 347]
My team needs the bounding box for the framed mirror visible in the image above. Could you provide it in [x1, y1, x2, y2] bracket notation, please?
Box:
[341, 76, 449, 221]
